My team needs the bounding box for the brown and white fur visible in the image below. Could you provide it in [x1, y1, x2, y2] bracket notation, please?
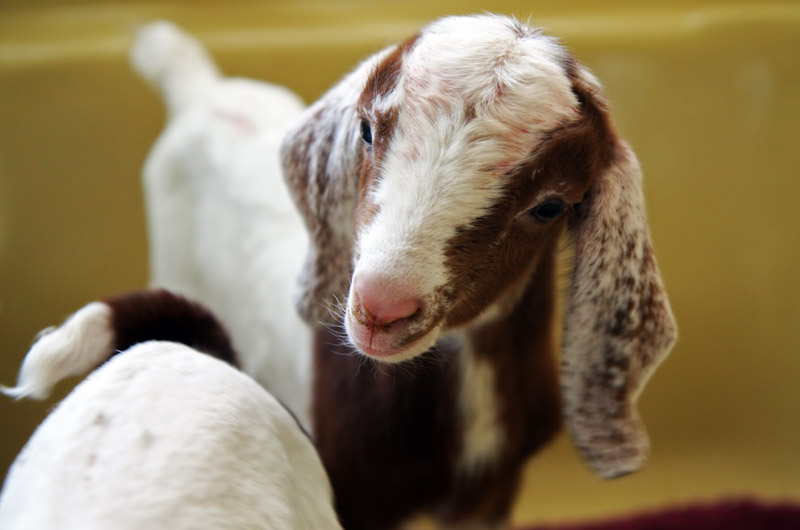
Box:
[2, 15, 676, 530]
[281, 14, 677, 529]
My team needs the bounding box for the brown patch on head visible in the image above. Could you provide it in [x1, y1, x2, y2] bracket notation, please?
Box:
[353, 35, 419, 232]
[442, 193, 563, 328]
[354, 104, 399, 232]
[442, 58, 618, 328]
[358, 34, 418, 111]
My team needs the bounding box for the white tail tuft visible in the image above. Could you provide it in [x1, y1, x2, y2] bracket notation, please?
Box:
[1, 302, 114, 401]
[130, 20, 220, 117]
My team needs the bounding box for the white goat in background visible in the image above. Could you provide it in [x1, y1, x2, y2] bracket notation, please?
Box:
[131, 21, 313, 428]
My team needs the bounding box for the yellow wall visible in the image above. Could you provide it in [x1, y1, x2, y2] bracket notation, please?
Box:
[1, 1, 798, 525]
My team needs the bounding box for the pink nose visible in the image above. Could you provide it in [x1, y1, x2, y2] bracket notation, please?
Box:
[352, 273, 422, 327]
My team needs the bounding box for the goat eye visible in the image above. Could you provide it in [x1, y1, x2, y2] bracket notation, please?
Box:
[360, 120, 373, 145]
[529, 199, 566, 223]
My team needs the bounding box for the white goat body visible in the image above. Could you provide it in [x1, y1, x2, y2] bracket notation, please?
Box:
[131, 21, 313, 429]
[0, 341, 341, 530]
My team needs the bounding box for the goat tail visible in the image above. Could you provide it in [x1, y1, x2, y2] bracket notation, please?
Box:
[130, 20, 221, 117]
[1, 289, 237, 401]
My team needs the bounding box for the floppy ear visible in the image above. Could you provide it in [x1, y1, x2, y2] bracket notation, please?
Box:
[560, 69, 678, 479]
[280, 59, 377, 325]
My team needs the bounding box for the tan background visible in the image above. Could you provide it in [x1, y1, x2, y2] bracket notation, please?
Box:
[1, 0, 798, 526]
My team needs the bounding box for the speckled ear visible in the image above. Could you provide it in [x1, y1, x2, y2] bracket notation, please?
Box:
[279, 62, 374, 326]
[562, 137, 678, 479]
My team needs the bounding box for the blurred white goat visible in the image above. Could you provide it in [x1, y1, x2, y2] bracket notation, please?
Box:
[131, 21, 313, 428]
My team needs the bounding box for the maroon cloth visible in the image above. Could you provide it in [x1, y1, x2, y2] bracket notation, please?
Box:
[523, 499, 800, 530]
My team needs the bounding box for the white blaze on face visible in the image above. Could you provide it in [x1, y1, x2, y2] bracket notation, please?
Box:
[347, 15, 581, 359]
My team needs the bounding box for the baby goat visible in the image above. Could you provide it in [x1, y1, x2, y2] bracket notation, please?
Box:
[0, 327, 341, 529]
[280, 14, 677, 529]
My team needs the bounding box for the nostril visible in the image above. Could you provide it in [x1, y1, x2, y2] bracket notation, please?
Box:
[352, 274, 423, 328]
[369, 298, 420, 327]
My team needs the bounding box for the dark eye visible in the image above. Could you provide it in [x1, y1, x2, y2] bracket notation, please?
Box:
[360, 120, 373, 145]
[529, 199, 566, 223]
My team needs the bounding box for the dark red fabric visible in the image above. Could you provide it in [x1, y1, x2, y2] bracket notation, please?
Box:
[522, 499, 800, 530]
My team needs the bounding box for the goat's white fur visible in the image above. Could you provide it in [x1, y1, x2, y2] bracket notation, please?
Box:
[0, 341, 342, 530]
[130, 21, 313, 429]
[457, 340, 505, 474]
[1, 302, 113, 400]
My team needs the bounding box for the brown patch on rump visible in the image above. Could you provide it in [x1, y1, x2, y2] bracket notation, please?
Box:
[104, 289, 238, 367]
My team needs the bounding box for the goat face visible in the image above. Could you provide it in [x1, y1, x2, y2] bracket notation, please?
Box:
[282, 14, 677, 478]
[286, 15, 617, 361]
[346, 21, 593, 361]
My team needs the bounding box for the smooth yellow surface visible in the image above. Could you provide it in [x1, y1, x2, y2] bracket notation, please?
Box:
[1, 1, 799, 526]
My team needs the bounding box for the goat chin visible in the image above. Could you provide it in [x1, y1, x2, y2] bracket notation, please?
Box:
[345, 314, 441, 363]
